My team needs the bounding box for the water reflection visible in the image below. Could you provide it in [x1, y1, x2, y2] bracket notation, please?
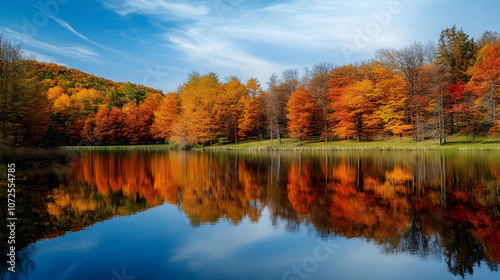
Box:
[1, 150, 500, 278]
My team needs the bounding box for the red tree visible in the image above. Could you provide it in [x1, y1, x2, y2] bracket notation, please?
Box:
[467, 45, 500, 134]
[286, 86, 315, 145]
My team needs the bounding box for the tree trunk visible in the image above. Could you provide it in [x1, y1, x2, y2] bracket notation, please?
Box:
[276, 121, 281, 145]
[234, 123, 238, 143]
[356, 114, 360, 141]
[416, 108, 421, 142]
[324, 124, 328, 142]
[270, 120, 274, 144]
[411, 109, 416, 142]
[439, 81, 445, 145]
[323, 105, 328, 142]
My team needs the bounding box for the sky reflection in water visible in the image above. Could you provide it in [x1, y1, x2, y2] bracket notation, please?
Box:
[3, 150, 500, 280]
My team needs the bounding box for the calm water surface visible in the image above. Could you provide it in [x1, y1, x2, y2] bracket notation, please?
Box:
[1, 150, 499, 280]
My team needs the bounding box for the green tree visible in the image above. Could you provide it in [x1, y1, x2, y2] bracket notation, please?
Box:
[0, 36, 49, 146]
[437, 26, 477, 84]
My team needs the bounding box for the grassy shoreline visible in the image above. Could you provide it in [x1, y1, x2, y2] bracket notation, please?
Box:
[203, 136, 500, 151]
[61, 136, 500, 151]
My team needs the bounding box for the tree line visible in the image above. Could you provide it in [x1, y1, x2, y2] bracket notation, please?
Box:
[1, 26, 500, 147]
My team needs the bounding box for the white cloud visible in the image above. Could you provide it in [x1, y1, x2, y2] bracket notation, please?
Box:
[103, 0, 209, 19]
[37, 237, 99, 255]
[0, 27, 99, 62]
[98, 0, 421, 87]
[23, 49, 67, 66]
[168, 29, 283, 80]
[224, 0, 409, 50]
[161, 0, 412, 81]
[170, 209, 281, 265]
[43, 12, 101, 47]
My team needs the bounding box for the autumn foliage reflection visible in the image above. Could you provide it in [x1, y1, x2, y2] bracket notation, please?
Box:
[287, 160, 317, 215]
[46, 151, 500, 276]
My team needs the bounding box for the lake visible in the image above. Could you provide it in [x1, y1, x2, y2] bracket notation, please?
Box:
[1, 149, 499, 280]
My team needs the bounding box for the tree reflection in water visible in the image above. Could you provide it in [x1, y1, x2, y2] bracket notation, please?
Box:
[1, 150, 499, 278]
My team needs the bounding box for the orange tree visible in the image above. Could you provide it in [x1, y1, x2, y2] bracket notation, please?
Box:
[286, 86, 315, 145]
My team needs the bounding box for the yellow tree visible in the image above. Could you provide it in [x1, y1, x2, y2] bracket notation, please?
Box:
[215, 77, 247, 142]
[246, 77, 262, 98]
[238, 78, 263, 140]
[372, 66, 412, 136]
[286, 86, 315, 145]
[174, 73, 221, 146]
[71, 88, 105, 113]
[47, 86, 65, 102]
[151, 93, 180, 142]
[52, 93, 72, 113]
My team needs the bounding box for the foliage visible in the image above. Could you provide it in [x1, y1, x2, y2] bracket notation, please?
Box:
[286, 86, 315, 145]
[2, 27, 500, 147]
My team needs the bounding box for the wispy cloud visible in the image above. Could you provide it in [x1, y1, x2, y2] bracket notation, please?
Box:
[43, 12, 101, 47]
[171, 210, 281, 264]
[103, 0, 209, 19]
[95, 0, 421, 88]
[168, 30, 283, 79]
[1, 27, 99, 62]
[23, 49, 67, 66]
[40, 10, 129, 56]
[211, 0, 408, 51]
[161, 0, 410, 80]
[3, 0, 494, 93]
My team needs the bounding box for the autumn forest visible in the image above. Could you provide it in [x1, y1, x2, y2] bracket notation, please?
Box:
[2, 20, 500, 279]
[2, 26, 500, 148]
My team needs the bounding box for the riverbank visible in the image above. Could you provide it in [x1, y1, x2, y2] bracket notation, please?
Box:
[60, 136, 500, 151]
[203, 136, 500, 151]
[0, 146, 75, 173]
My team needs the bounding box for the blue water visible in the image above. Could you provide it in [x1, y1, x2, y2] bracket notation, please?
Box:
[25, 204, 496, 280]
[2, 150, 499, 280]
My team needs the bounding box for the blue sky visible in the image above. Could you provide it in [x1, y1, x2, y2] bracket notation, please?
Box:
[1, 0, 500, 93]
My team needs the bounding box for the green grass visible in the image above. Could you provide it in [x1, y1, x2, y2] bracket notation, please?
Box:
[203, 135, 500, 151]
[63, 135, 500, 151]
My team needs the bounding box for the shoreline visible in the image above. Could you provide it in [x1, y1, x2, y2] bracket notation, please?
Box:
[60, 137, 500, 152]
